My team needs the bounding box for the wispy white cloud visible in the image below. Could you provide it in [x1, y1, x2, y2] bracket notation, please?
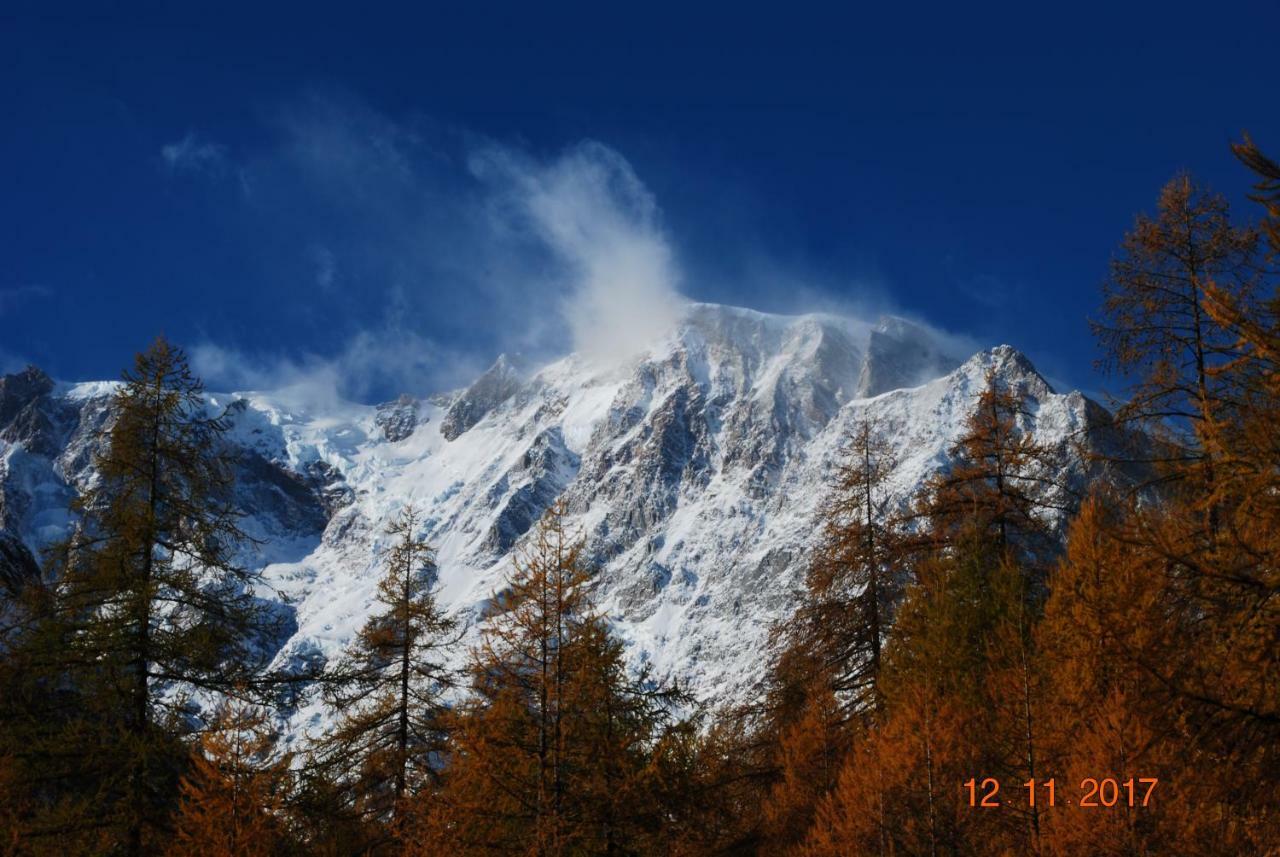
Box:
[956, 272, 1020, 311]
[192, 329, 484, 408]
[161, 133, 230, 176]
[171, 93, 986, 400]
[469, 140, 683, 367]
[0, 283, 52, 315]
[308, 245, 338, 292]
[177, 94, 692, 394]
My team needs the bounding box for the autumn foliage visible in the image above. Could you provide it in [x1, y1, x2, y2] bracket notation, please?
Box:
[164, 700, 291, 857]
[2, 141, 1279, 855]
[692, 153, 1280, 857]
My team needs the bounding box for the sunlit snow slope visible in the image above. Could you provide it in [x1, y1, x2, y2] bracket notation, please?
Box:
[0, 303, 1117, 733]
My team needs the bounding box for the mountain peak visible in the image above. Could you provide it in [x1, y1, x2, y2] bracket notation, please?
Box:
[0, 304, 1116, 732]
[965, 345, 1057, 397]
[0, 365, 54, 426]
[440, 353, 528, 441]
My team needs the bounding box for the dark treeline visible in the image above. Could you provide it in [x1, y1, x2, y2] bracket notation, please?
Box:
[2, 140, 1279, 855]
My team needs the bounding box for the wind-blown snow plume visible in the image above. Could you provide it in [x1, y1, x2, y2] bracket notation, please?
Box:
[192, 331, 482, 411]
[167, 95, 974, 399]
[176, 95, 686, 395]
[471, 141, 683, 367]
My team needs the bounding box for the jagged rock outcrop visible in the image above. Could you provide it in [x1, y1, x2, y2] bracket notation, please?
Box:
[440, 354, 524, 440]
[0, 366, 75, 459]
[0, 302, 1135, 730]
[0, 366, 54, 425]
[0, 374, 333, 591]
[482, 426, 579, 555]
[374, 394, 420, 442]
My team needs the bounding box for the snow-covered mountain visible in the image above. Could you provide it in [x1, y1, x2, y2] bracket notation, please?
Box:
[0, 302, 1118, 733]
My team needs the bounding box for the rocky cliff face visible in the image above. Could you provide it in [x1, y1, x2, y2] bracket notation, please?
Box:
[0, 302, 1121, 732]
[439, 354, 525, 441]
[857, 316, 965, 397]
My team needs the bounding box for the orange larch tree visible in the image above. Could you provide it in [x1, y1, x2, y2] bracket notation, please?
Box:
[422, 502, 685, 855]
[313, 506, 460, 849]
[165, 699, 291, 857]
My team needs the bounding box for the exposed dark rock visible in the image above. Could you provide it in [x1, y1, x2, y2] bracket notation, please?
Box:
[302, 460, 355, 515]
[590, 382, 711, 557]
[374, 394, 420, 442]
[482, 427, 578, 554]
[441, 354, 525, 441]
[236, 452, 330, 536]
[0, 529, 40, 598]
[0, 366, 54, 427]
[0, 397, 75, 458]
[57, 395, 115, 485]
[0, 367, 77, 458]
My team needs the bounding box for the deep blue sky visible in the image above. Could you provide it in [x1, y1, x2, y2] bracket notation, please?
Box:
[4, 3, 1279, 400]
